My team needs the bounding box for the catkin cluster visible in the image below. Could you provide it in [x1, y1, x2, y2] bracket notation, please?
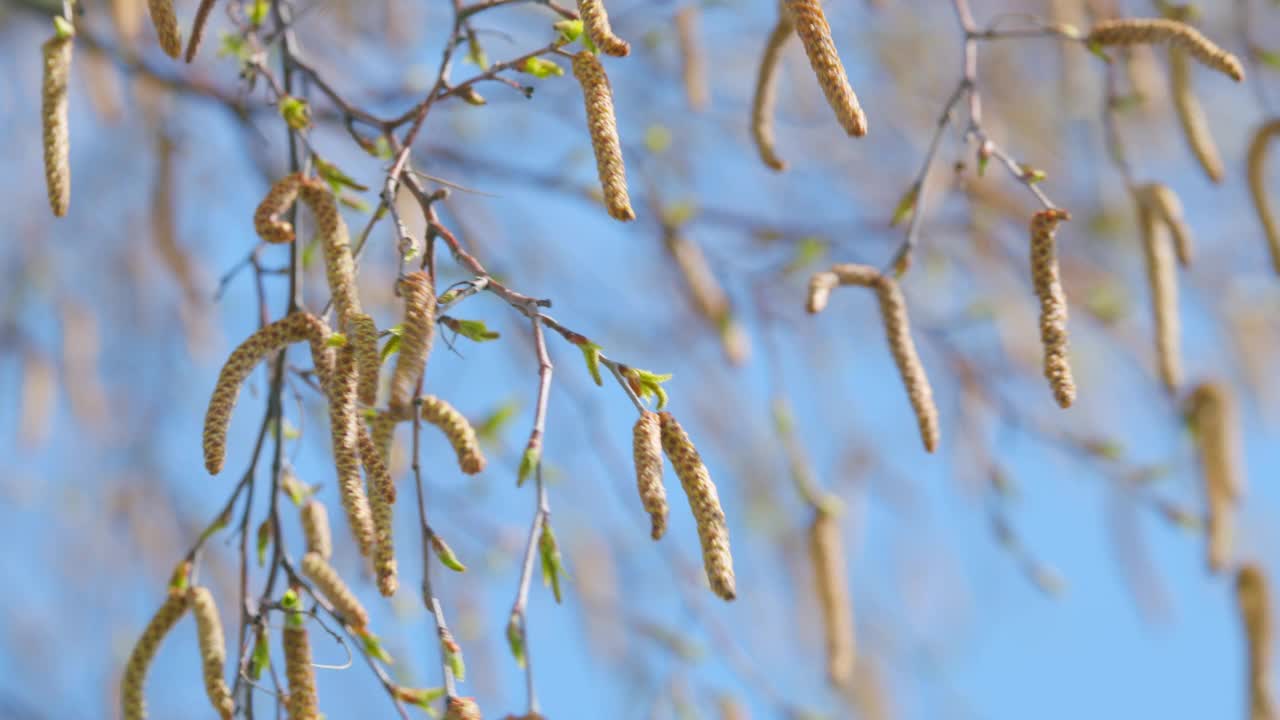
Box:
[328, 344, 376, 557]
[42, 31, 73, 218]
[121, 592, 189, 720]
[359, 429, 398, 597]
[1135, 188, 1182, 392]
[659, 412, 736, 601]
[751, 5, 794, 171]
[389, 272, 436, 418]
[809, 510, 856, 688]
[783, 0, 868, 136]
[350, 313, 380, 407]
[420, 395, 487, 475]
[1186, 381, 1243, 573]
[299, 179, 362, 327]
[632, 411, 669, 540]
[301, 551, 370, 630]
[444, 697, 483, 720]
[1236, 565, 1276, 720]
[1029, 209, 1077, 408]
[578, 0, 630, 56]
[573, 51, 636, 222]
[1169, 45, 1224, 183]
[189, 587, 234, 720]
[1247, 119, 1280, 275]
[203, 312, 330, 474]
[1087, 18, 1244, 82]
[300, 500, 333, 561]
[283, 621, 319, 720]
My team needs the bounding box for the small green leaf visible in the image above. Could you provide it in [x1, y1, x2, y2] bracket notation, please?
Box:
[577, 342, 603, 386]
[521, 57, 564, 78]
[623, 367, 673, 409]
[553, 19, 584, 43]
[430, 534, 467, 572]
[890, 183, 920, 227]
[249, 633, 271, 680]
[442, 317, 500, 342]
[445, 644, 466, 682]
[256, 517, 272, 567]
[395, 687, 446, 709]
[326, 333, 348, 347]
[247, 0, 269, 26]
[278, 95, 311, 131]
[539, 523, 564, 604]
[467, 37, 489, 70]
[314, 156, 370, 193]
[380, 325, 404, 363]
[52, 16, 74, 39]
[217, 33, 251, 62]
[518, 444, 541, 487]
[781, 236, 826, 274]
[506, 613, 526, 669]
[475, 401, 519, 444]
[362, 632, 394, 665]
[168, 561, 191, 592]
[1256, 48, 1280, 70]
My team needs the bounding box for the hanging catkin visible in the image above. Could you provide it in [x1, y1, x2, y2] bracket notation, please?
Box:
[146, 0, 183, 58]
[1236, 565, 1276, 720]
[809, 509, 856, 688]
[283, 619, 319, 720]
[299, 178, 362, 328]
[872, 273, 941, 451]
[328, 343, 376, 557]
[188, 587, 234, 720]
[1186, 381, 1243, 573]
[253, 174, 302, 245]
[806, 270, 839, 314]
[300, 499, 332, 561]
[783, 0, 868, 136]
[1146, 183, 1195, 266]
[359, 428, 398, 597]
[300, 551, 370, 630]
[573, 51, 635, 221]
[121, 592, 189, 720]
[1169, 46, 1225, 183]
[577, 0, 630, 57]
[1136, 189, 1181, 393]
[632, 411, 669, 540]
[185, 0, 216, 62]
[658, 412, 736, 600]
[203, 312, 330, 474]
[388, 272, 435, 418]
[1087, 18, 1244, 82]
[1246, 119, 1280, 275]
[420, 395, 487, 475]
[675, 7, 708, 112]
[751, 5, 794, 171]
[349, 313, 380, 407]
[42, 29, 73, 218]
[1029, 210, 1078, 408]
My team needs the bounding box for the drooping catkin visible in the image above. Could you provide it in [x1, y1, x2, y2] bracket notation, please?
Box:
[675, 7, 708, 112]
[389, 272, 435, 418]
[300, 500, 332, 561]
[1087, 18, 1244, 82]
[1146, 183, 1195, 266]
[809, 510, 856, 688]
[1187, 381, 1243, 574]
[420, 395, 487, 475]
[573, 51, 635, 222]
[299, 178, 362, 327]
[121, 592, 189, 720]
[1136, 190, 1182, 393]
[1169, 46, 1225, 183]
[188, 587, 234, 720]
[443, 696, 483, 720]
[203, 312, 329, 474]
[42, 31, 73, 218]
[253, 173, 302, 245]
[751, 5, 794, 171]
[300, 551, 370, 630]
[1246, 119, 1280, 275]
[283, 621, 319, 720]
[1236, 565, 1276, 720]
[806, 271, 839, 314]
[632, 411, 669, 540]
[185, 0, 216, 62]
[1029, 209, 1078, 408]
[329, 343, 376, 557]
[872, 273, 941, 451]
[358, 428, 398, 597]
[658, 412, 736, 601]
[371, 410, 396, 465]
[349, 313, 380, 408]
[783, 0, 868, 137]
[577, 0, 630, 57]
[146, 0, 183, 59]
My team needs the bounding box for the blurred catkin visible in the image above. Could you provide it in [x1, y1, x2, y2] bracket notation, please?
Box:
[1187, 381, 1243, 573]
[188, 587, 233, 720]
[1087, 18, 1244, 81]
[1136, 190, 1181, 392]
[121, 592, 189, 720]
[349, 313, 380, 407]
[872, 273, 940, 451]
[751, 4, 793, 171]
[810, 510, 856, 688]
[573, 51, 635, 221]
[1236, 565, 1276, 720]
[783, 0, 868, 136]
[146, 0, 182, 58]
[1146, 183, 1195, 266]
[42, 31, 73, 218]
[389, 272, 436, 418]
[1247, 119, 1280, 275]
[359, 428, 398, 597]
[675, 7, 708, 111]
[185, 0, 215, 62]
[300, 500, 333, 561]
[632, 411, 669, 540]
[658, 412, 736, 600]
[444, 696, 483, 720]
[328, 343, 376, 557]
[203, 312, 329, 474]
[1169, 46, 1224, 183]
[577, 0, 630, 56]
[299, 179, 362, 327]
[420, 395, 487, 474]
[1029, 209, 1077, 408]
[806, 271, 839, 314]
[254, 174, 302, 244]
[283, 622, 319, 720]
[301, 551, 370, 630]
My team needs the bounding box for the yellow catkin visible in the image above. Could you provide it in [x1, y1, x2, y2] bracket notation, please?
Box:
[873, 273, 941, 451]
[1187, 381, 1243, 573]
[188, 587, 234, 720]
[349, 313, 380, 408]
[300, 551, 370, 630]
[810, 510, 855, 688]
[420, 395, 487, 475]
[783, 0, 868, 136]
[1136, 190, 1181, 393]
[658, 412, 736, 601]
[329, 344, 376, 557]
[300, 500, 332, 561]
[1029, 210, 1078, 408]
[444, 696, 483, 720]
[203, 312, 330, 474]
[253, 173, 302, 245]
[632, 411, 669, 540]
[42, 32, 73, 218]
[675, 7, 708, 112]
[1087, 18, 1244, 82]
[573, 51, 636, 222]
[185, 0, 216, 62]
[1246, 119, 1280, 275]
[663, 231, 748, 365]
[1146, 183, 1195, 266]
[577, 0, 630, 57]
[1236, 565, 1276, 720]
[146, 0, 183, 59]
[121, 592, 189, 720]
[389, 272, 435, 418]
[371, 410, 396, 465]
[751, 6, 794, 171]
[358, 428, 398, 597]
[1169, 46, 1225, 183]
[299, 178, 362, 328]
[283, 622, 319, 720]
